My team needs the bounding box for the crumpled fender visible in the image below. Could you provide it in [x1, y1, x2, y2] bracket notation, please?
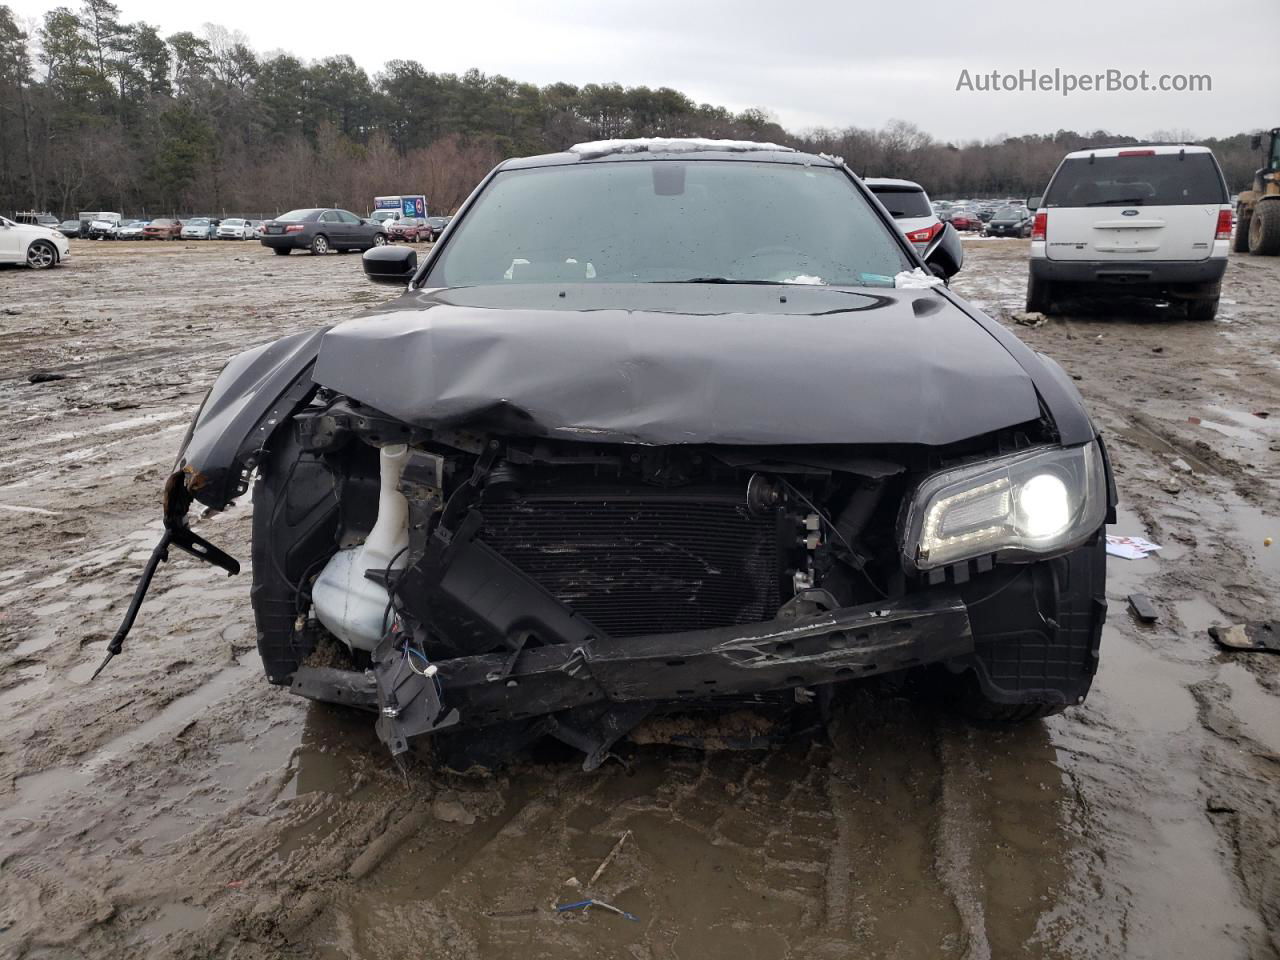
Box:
[175, 328, 329, 509]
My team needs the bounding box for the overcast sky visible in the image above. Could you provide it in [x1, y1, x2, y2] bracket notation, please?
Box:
[9, 0, 1278, 141]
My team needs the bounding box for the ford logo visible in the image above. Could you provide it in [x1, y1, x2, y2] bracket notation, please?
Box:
[1121, 209, 1139, 216]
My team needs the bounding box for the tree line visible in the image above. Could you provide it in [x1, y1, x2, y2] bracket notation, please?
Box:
[0, 2, 1266, 219]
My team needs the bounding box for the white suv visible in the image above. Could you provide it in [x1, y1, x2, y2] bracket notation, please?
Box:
[865, 178, 943, 252]
[1027, 144, 1232, 321]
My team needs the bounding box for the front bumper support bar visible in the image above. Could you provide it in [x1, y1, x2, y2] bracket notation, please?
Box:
[291, 591, 973, 727]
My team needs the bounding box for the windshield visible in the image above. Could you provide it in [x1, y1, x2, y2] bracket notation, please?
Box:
[870, 187, 932, 219]
[187, 218, 209, 225]
[277, 209, 320, 221]
[994, 206, 1023, 219]
[1044, 153, 1227, 207]
[426, 160, 912, 287]
[222, 219, 244, 226]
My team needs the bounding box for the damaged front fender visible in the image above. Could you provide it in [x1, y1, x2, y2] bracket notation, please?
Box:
[176, 327, 330, 509]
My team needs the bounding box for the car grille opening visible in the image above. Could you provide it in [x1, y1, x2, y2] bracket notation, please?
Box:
[480, 496, 781, 638]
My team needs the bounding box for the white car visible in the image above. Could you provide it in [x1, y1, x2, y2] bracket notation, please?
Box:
[865, 178, 943, 253]
[117, 220, 147, 240]
[1027, 144, 1232, 321]
[181, 218, 215, 239]
[216, 218, 253, 240]
[0, 215, 71, 269]
[87, 218, 120, 240]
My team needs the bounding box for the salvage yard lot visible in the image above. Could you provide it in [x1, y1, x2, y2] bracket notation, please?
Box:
[1, 238, 1278, 958]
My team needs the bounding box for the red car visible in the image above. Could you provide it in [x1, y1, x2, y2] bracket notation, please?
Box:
[948, 211, 983, 232]
[143, 218, 183, 240]
[387, 217, 428, 242]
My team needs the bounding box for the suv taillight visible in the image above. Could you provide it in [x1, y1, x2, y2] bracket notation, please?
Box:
[1030, 212, 1047, 241]
[1215, 209, 1233, 240]
[906, 222, 942, 244]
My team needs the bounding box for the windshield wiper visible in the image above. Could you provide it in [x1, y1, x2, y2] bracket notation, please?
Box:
[670, 277, 782, 285]
[1085, 198, 1147, 206]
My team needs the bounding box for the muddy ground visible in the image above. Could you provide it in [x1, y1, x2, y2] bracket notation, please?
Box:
[0, 238, 1277, 959]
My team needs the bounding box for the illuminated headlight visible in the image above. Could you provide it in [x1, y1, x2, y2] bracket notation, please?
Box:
[901, 442, 1107, 571]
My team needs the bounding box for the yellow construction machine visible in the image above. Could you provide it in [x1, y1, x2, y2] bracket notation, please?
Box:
[1235, 127, 1280, 255]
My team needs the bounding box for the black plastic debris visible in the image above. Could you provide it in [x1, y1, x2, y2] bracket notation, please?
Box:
[1127, 594, 1159, 623]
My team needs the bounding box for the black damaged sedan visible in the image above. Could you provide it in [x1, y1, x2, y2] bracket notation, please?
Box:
[115, 140, 1113, 767]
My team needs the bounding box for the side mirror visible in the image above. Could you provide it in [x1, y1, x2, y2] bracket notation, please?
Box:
[922, 221, 963, 280]
[1027, 195, 1042, 210]
[363, 244, 417, 285]
[1250, 134, 1262, 151]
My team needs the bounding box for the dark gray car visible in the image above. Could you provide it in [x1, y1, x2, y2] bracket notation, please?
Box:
[259, 207, 388, 255]
[110, 141, 1111, 772]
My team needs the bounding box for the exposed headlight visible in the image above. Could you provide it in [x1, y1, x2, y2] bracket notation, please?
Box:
[901, 442, 1106, 571]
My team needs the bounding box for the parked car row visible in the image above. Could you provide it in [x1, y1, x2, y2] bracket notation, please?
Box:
[45, 215, 268, 240]
[19, 209, 454, 259]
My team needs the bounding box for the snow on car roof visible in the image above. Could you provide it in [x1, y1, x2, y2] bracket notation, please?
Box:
[1062, 143, 1212, 160]
[863, 177, 924, 190]
[568, 137, 796, 159]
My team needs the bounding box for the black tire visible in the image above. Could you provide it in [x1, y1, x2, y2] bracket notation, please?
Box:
[1248, 199, 1280, 255]
[251, 423, 341, 684]
[954, 685, 1065, 722]
[372, 233, 387, 247]
[1187, 299, 1219, 322]
[310, 234, 330, 256]
[26, 240, 57, 269]
[1025, 273, 1055, 314]
[1232, 207, 1251, 253]
[273, 247, 291, 256]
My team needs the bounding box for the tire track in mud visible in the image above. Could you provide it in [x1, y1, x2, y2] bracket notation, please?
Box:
[933, 725, 992, 960]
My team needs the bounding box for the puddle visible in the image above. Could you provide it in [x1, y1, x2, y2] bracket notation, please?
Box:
[136, 902, 209, 941]
[1216, 662, 1280, 755]
[1173, 595, 1224, 636]
[4, 660, 258, 822]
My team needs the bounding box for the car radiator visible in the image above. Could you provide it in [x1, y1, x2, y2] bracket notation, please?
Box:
[479, 495, 782, 637]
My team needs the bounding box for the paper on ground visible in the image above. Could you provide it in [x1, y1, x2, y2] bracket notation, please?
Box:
[1106, 534, 1163, 560]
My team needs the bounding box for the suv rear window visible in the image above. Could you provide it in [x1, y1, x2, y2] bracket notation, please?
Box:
[869, 187, 932, 219]
[1044, 153, 1226, 207]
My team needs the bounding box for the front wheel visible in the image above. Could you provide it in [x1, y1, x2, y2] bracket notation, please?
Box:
[372, 233, 387, 247]
[1248, 199, 1280, 255]
[310, 234, 329, 256]
[26, 241, 57, 269]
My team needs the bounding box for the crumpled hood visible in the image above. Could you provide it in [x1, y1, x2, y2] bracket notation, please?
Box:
[312, 284, 1042, 447]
